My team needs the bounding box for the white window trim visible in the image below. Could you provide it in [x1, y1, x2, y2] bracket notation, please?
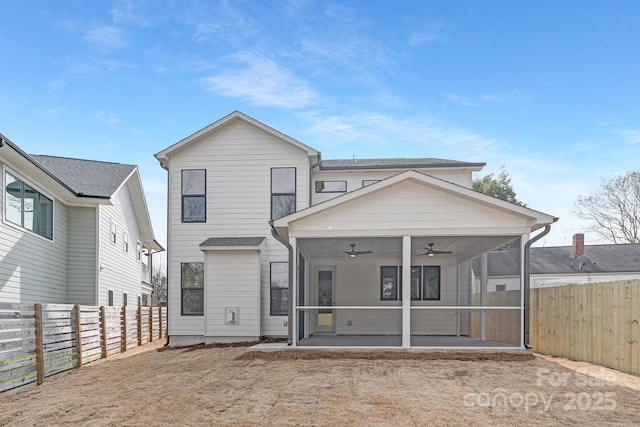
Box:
[2, 165, 56, 243]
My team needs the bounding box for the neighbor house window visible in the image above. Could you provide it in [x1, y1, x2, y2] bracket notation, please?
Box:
[181, 262, 204, 315]
[380, 266, 399, 300]
[271, 167, 296, 220]
[108, 290, 114, 306]
[423, 266, 441, 300]
[315, 181, 347, 193]
[136, 241, 141, 260]
[4, 171, 53, 239]
[270, 262, 289, 316]
[110, 222, 117, 244]
[496, 284, 506, 292]
[123, 232, 129, 252]
[123, 292, 128, 307]
[137, 296, 141, 306]
[182, 169, 206, 222]
[362, 179, 379, 187]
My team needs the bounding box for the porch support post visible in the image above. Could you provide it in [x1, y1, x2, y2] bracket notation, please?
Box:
[290, 237, 297, 347]
[520, 233, 529, 348]
[402, 235, 411, 348]
[480, 252, 488, 341]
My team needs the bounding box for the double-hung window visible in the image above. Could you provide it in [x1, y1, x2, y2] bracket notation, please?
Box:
[380, 265, 441, 301]
[4, 171, 53, 239]
[315, 181, 347, 193]
[182, 169, 206, 222]
[271, 167, 296, 220]
[270, 262, 289, 316]
[181, 262, 204, 315]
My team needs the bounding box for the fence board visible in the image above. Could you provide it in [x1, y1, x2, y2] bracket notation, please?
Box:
[531, 279, 640, 376]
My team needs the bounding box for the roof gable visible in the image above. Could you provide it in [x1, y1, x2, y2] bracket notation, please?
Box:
[275, 170, 556, 237]
[155, 111, 318, 166]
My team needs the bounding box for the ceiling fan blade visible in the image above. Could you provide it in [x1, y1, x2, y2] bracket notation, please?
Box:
[355, 250, 373, 255]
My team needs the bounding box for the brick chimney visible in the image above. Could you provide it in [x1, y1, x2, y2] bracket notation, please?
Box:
[572, 233, 585, 257]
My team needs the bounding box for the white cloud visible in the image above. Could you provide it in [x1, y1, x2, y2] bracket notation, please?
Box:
[446, 91, 519, 106]
[202, 54, 319, 108]
[408, 32, 440, 46]
[617, 129, 640, 144]
[90, 111, 121, 125]
[83, 24, 127, 51]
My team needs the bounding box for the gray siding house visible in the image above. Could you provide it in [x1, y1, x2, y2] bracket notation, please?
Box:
[156, 111, 557, 349]
[0, 133, 162, 306]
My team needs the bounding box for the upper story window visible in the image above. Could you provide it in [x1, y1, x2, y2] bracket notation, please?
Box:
[182, 169, 206, 222]
[271, 167, 296, 220]
[110, 221, 117, 244]
[315, 181, 347, 193]
[136, 241, 142, 260]
[123, 232, 129, 252]
[4, 171, 53, 240]
[362, 179, 379, 187]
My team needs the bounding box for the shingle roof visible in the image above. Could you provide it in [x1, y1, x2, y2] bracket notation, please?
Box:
[473, 243, 640, 276]
[30, 155, 136, 198]
[320, 157, 485, 170]
[199, 237, 266, 247]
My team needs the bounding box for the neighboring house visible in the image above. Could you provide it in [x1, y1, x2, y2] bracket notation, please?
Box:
[155, 111, 556, 349]
[0, 133, 163, 306]
[473, 233, 640, 292]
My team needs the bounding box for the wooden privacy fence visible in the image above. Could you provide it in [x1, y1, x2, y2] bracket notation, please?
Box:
[530, 280, 640, 376]
[470, 290, 521, 346]
[0, 303, 167, 392]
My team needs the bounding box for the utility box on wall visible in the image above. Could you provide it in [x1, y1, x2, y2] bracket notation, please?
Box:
[225, 307, 239, 325]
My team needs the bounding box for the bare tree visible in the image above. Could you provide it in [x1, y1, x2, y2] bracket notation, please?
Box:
[575, 171, 640, 243]
[152, 256, 168, 306]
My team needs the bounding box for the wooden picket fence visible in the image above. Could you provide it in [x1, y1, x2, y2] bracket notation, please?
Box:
[530, 280, 640, 376]
[0, 303, 166, 393]
[469, 290, 521, 346]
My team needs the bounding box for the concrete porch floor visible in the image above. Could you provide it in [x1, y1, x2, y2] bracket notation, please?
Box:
[295, 335, 520, 348]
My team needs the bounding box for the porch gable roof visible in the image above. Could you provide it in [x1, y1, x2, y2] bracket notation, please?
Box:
[273, 170, 557, 239]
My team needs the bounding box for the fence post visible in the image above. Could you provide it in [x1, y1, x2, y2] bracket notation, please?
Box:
[121, 307, 127, 352]
[137, 305, 142, 346]
[149, 306, 153, 342]
[74, 304, 83, 368]
[100, 306, 107, 359]
[34, 303, 44, 386]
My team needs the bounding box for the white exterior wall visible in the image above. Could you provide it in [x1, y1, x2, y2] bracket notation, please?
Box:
[0, 163, 68, 304]
[97, 180, 147, 307]
[66, 206, 97, 305]
[166, 120, 310, 339]
[312, 169, 473, 205]
[204, 250, 261, 340]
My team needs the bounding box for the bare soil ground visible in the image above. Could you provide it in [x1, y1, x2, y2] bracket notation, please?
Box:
[1, 341, 639, 426]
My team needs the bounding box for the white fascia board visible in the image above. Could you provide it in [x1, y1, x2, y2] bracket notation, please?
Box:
[155, 110, 319, 167]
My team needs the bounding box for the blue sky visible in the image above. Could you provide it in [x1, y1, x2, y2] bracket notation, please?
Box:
[2, 0, 640, 249]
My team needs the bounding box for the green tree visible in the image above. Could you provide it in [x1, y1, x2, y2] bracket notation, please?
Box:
[472, 165, 526, 206]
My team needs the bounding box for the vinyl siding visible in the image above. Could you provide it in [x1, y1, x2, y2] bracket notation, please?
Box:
[312, 169, 473, 205]
[204, 251, 260, 337]
[166, 120, 310, 337]
[66, 206, 97, 305]
[0, 163, 68, 304]
[97, 179, 146, 306]
[290, 180, 531, 236]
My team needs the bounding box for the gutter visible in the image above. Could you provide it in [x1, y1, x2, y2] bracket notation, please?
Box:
[269, 221, 294, 345]
[308, 157, 320, 207]
[523, 222, 555, 349]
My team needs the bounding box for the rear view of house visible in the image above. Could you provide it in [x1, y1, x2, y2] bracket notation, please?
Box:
[0, 134, 162, 306]
[156, 111, 556, 349]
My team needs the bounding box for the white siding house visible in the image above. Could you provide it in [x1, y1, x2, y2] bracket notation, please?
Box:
[156, 111, 557, 349]
[0, 133, 162, 306]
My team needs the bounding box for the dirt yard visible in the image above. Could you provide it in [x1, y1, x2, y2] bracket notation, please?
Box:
[1, 342, 639, 426]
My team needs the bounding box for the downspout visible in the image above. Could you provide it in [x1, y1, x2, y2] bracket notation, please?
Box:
[159, 160, 171, 347]
[309, 157, 320, 207]
[270, 221, 294, 345]
[524, 223, 553, 349]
